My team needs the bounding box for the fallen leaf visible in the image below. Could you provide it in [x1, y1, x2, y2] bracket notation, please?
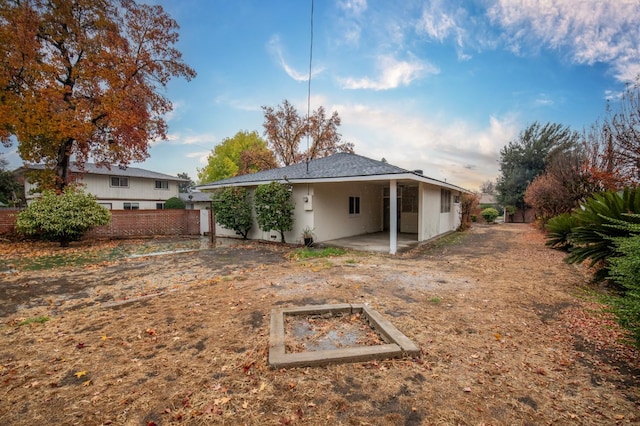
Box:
[82, 380, 91, 386]
[242, 401, 248, 409]
[494, 333, 502, 341]
[463, 387, 472, 392]
[214, 397, 230, 405]
[75, 371, 87, 378]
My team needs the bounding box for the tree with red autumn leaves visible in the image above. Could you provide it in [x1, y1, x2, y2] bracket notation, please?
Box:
[0, 0, 196, 191]
[262, 99, 354, 166]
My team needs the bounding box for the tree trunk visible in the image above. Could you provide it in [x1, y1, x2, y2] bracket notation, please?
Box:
[54, 139, 74, 192]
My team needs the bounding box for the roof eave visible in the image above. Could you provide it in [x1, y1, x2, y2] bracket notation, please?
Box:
[197, 173, 470, 192]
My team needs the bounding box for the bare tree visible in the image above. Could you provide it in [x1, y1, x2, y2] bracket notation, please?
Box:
[610, 82, 640, 183]
[262, 100, 353, 166]
[479, 180, 496, 195]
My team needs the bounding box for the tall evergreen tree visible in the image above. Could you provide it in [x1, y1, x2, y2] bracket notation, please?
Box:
[496, 122, 579, 220]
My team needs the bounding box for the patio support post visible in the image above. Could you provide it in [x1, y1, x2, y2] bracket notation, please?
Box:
[389, 179, 397, 255]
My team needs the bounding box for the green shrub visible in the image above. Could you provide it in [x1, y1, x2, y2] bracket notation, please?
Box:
[480, 207, 499, 223]
[211, 187, 252, 239]
[164, 196, 185, 209]
[254, 181, 294, 243]
[16, 186, 111, 247]
[545, 213, 579, 251]
[607, 230, 640, 348]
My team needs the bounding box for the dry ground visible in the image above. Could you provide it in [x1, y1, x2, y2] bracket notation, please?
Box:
[0, 224, 638, 425]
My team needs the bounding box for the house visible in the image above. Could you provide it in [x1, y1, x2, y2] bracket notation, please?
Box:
[16, 163, 188, 210]
[179, 191, 213, 210]
[197, 152, 468, 254]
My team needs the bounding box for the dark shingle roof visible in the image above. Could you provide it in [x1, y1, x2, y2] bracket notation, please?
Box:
[179, 192, 212, 202]
[17, 163, 187, 181]
[199, 152, 412, 187]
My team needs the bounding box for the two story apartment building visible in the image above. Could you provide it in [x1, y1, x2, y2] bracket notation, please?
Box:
[17, 163, 188, 210]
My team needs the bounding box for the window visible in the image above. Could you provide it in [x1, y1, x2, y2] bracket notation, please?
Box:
[110, 176, 129, 187]
[123, 202, 139, 210]
[454, 194, 460, 204]
[156, 203, 164, 209]
[155, 180, 169, 189]
[99, 203, 112, 210]
[440, 189, 451, 213]
[349, 196, 360, 215]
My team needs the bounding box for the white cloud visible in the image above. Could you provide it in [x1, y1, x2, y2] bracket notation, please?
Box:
[339, 55, 439, 90]
[417, 2, 460, 43]
[185, 150, 211, 165]
[267, 35, 325, 82]
[488, 0, 640, 82]
[534, 94, 554, 107]
[333, 102, 518, 189]
[338, 0, 367, 16]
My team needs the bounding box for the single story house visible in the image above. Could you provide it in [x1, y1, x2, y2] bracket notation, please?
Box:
[16, 163, 188, 210]
[179, 191, 213, 210]
[197, 153, 468, 254]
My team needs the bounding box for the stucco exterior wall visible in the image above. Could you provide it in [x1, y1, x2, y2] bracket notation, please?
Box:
[312, 182, 383, 242]
[214, 182, 383, 244]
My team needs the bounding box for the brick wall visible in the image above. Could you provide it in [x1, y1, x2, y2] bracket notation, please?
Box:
[0, 209, 21, 236]
[86, 210, 201, 238]
[0, 209, 201, 239]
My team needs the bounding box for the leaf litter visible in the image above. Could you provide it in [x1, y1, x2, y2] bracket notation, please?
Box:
[0, 225, 638, 425]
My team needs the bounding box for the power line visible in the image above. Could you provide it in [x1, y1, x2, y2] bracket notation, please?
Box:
[305, 0, 314, 173]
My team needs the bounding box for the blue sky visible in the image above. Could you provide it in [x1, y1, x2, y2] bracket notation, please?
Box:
[3, 0, 640, 190]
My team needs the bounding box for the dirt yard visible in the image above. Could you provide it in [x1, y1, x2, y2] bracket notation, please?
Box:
[0, 224, 638, 425]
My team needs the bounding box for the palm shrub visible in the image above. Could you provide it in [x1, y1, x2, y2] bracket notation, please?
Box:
[211, 187, 252, 239]
[566, 188, 640, 273]
[545, 212, 579, 251]
[16, 186, 111, 247]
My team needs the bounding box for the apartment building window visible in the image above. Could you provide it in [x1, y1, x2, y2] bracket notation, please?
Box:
[155, 180, 169, 189]
[110, 176, 129, 188]
[123, 202, 139, 210]
[440, 189, 451, 213]
[156, 203, 164, 209]
[349, 196, 360, 215]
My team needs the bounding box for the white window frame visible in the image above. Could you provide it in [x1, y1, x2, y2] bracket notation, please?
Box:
[110, 176, 129, 188]
[155, 180, 169, 190]
[123, 202, 139, 210]
[440, 189, 451, 213]
[349, 196, 361, 215]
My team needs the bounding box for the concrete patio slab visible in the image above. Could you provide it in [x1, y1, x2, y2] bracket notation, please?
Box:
[321, 232, 419, 253]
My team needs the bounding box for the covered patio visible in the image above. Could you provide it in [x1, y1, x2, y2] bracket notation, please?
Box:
[321, 232, 420, 254]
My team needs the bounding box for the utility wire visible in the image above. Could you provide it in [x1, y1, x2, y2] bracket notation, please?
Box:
[305, 0, 314, 173]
